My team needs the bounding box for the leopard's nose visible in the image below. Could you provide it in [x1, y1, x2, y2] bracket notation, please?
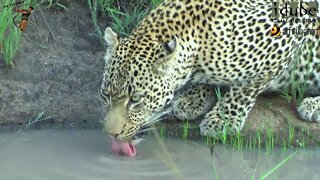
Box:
[107, 131, 119, 138]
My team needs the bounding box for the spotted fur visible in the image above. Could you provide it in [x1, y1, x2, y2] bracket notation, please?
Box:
[101, 0, 320, 141]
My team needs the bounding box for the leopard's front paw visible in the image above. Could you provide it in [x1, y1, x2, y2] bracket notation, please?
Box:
[173, 98, 200, 121]
[297, 97, 320, 123]
[199, 113, 226, 137]
[172, 85, 215, 121]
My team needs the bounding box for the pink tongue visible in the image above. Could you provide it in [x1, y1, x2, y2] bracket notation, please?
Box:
[112, 139, 136, 157]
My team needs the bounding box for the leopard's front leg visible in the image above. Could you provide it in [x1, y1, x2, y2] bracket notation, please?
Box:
[173, 83, 216, 121]
[200, 80, 268, 137]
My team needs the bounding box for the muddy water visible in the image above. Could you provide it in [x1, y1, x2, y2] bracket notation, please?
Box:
[0, 130, 319, 180]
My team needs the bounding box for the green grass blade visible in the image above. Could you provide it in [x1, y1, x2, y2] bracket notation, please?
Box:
[259, 150, 298, 180]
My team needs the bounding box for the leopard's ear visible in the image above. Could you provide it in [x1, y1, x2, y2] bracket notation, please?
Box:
[155, 36, 180, 75]
[163, 36, 178, 58]
[104, 27, 119, 63]
[104, 27, 119, 48]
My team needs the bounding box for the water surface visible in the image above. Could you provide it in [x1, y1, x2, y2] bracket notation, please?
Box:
[0, 129, 319, 180]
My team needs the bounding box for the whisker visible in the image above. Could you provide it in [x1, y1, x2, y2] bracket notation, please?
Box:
[97, 92, 108, 124]
[145, 117, 166, 125]
[98, 107, 104, 123]
[143, 105, 173, 126]
[137, 127, 156, 133]
[83, 93, 106, 124]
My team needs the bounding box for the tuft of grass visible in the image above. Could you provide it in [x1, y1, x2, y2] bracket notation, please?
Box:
[297, 128, 306, 148]
[288, 124, 295, 146]
[0, 0, 23, 65]
[182, 120, 189, 141]
[88, 0, 163, 47]
[0, 0, 38, 65]
[105, 3, 149, 37]
[18, 111, 53, 132]
[159, 123, 166, 139]
[37, 0, 69, 10]
[2, 26, 20, 65]
[256, 129, 261, 148]
[266, 128, 275, 151]
[282, 141, 287, 153]
[88, 0, 105, 48]
[280, 42, 313, 108]
[198, 123, 304, 152]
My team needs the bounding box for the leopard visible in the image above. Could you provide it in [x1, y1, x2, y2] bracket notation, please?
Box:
[100, 0, 320, 147]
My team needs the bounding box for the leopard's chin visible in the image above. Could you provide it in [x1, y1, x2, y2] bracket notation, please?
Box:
[130, 131, 146, 145]
[130, 137, 144, 145]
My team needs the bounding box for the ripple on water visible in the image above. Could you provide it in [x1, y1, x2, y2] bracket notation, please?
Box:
[0, 129, 214, 180]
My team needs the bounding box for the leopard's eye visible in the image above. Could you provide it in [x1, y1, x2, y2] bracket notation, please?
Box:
[100, 89, 110, 101]
[130, 94, 143, 103]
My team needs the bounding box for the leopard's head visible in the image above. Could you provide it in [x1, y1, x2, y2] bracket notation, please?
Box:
[101, 28, 180, 143]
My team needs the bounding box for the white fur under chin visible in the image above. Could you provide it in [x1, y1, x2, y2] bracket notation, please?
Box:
[131, 138, 144, 145]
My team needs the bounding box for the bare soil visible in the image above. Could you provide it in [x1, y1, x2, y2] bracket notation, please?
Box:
[0, 0, 105, 130]
[0, 1, 319, 146]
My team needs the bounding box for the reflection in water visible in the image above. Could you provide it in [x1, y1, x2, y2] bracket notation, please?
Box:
[0, 129, 319, 180]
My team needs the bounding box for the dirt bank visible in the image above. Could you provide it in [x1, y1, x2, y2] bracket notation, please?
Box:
[0, 0, 104, 130]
